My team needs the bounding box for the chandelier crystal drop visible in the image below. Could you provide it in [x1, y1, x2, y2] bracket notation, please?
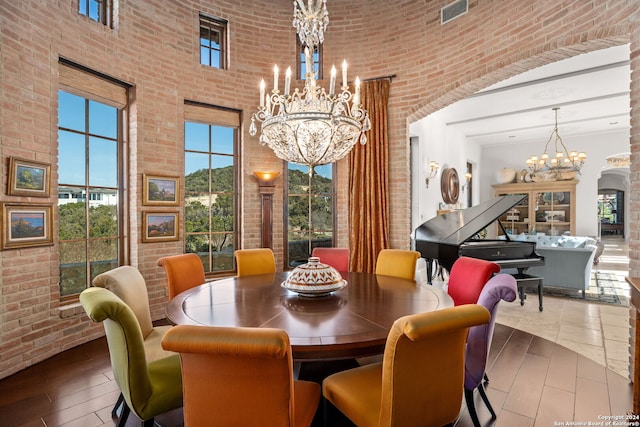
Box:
[525, 107, 586, 181]
[249, 0, 371, 172]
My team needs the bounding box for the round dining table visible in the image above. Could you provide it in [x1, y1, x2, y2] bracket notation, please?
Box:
[166, 271, 453, 361]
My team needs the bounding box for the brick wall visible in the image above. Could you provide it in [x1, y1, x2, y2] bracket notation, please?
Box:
[0, 0, 638, 379]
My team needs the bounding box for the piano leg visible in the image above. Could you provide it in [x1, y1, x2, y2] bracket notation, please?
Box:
[427, 258, 433, 285]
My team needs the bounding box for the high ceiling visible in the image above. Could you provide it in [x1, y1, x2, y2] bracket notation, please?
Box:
[433, 44, 631, 147]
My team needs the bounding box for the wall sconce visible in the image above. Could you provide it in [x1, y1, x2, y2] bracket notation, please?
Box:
[462, 172, 472, 191]
[254, 171, 280, 249]
[425, 161, 440, 188]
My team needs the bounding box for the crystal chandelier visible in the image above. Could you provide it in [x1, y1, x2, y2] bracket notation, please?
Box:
[249, 0, 371, 171]
[525, 107, 586, 180]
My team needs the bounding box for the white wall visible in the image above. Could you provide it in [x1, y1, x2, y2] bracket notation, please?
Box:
[480, 129, 630, 237]
[409, 112, 482, 233]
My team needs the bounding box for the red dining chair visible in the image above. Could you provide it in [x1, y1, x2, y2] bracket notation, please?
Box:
[157, 253, 206, 300]
[447, 257, 500, 306]
[311, 247, 350, 272]
[464, 273, 517, 427]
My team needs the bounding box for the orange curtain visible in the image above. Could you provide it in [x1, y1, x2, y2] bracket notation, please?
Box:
[348, 79, 390, 273]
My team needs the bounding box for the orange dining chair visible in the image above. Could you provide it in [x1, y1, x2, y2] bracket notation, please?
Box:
[375, 249, 421, 280]
[157, 253, 206, 300]
[234, 248, 277, 276]
[322, 304, 491, 427]
[162, 325, 321, 427]
[447, 256, 501, 306]
[311, 247, 350, 272]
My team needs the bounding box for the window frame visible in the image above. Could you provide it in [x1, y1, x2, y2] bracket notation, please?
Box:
[296, 39, 323, 80]
[78, 0, 113, 27]
[199, 14, 228, 70]
[284, 162, 336, 269]
[183, 102, 240, 276]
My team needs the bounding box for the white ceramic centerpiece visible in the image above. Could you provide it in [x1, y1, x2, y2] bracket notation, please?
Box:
[282, 257, 347, 297]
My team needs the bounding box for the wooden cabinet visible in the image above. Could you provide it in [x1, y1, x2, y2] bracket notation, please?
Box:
[492, 180, 577, 236]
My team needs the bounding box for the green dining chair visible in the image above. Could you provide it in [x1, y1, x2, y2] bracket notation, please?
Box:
[79, 286, 183, 427]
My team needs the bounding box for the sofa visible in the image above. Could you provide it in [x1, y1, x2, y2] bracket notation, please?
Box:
[501, 234, 598, 298]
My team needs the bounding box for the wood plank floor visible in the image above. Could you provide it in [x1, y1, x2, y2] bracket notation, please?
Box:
[0, 322, 633, 427]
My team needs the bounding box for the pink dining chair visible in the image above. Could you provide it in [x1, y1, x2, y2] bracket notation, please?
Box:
[311, 247, 350, 272]
[447, 256, 501, 306]
[464, 273, 517, 427]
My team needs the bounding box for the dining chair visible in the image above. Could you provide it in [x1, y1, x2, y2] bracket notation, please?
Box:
[464, 273, 517, 427]
[375, 249, 421, 280]
[92, 266, 175, 421]
[311, 247, 350, 272]
[234, 248, 277, 276]
[79, 287, 183, 427]
[157, 253, 206, 300]
[322, 304, 491, 427]
[162, 324, 321, 427]
[447, 256, 500, 306]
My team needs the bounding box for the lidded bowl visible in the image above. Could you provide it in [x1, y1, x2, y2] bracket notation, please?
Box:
[282, 257, 347, 296]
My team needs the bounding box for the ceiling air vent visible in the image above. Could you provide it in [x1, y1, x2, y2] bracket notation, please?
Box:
[441, 0, 468, 25]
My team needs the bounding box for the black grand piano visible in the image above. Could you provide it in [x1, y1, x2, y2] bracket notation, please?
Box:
[414, 194, 545, 310]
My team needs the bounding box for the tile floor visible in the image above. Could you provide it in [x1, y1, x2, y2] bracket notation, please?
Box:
[495, 236, 631, 378]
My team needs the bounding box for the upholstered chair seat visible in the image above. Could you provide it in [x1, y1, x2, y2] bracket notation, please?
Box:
[79, 287, 182, 427]
[234, 248, 277, 276]
[162, 325, 320, 427]
[375, 249, 421, 280]
[323, 304, 490, 427]
[157, 253, 206, 300]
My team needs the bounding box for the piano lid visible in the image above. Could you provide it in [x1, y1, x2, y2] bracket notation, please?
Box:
[414, 194, 527, 246]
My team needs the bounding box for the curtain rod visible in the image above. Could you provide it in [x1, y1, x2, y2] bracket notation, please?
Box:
[362, 74, 397, 83]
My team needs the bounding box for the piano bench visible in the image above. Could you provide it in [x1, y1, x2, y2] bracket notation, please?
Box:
[511, 273, 543, 312]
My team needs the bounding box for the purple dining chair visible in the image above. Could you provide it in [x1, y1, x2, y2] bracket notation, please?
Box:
[464, 273, 517, 427]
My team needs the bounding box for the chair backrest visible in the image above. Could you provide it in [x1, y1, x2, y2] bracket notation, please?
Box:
[447, 256, 501, 306]
[375, 249, 421, 280]
[79, 287, 182, 420]
[465, 273, 517, 390]
[379, 304, 490, 427]
[162, 325, 298, 427]
[92, 266, 154, 339]
[234, 248, 276, 276]
[311, 247, 350, 272]
[157, 253, 206, 300]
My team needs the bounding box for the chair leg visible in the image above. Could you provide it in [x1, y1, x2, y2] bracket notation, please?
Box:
[117, 402, 130, 427]
[483, 372, 489, 384]
[478, 383, 497, 419]
[142, 418, 155, 427]
[111, 393, 124, 418]
[464, 388, 482, 427]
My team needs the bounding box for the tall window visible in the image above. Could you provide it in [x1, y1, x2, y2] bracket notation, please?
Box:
[184, 107, 238, 273]
[199, 14, 227, 69]
[58, 91, 121, 299]
[78, 0, 112, 26]
[297, 40, 323, 80]
[285, 163, 334, 268]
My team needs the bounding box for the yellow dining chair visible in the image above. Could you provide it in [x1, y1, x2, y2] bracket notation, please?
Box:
[322, 304, 491, 427]
[92, 266, 175, 420]
[157, 253, 206, 300]
[234, 248, 277, 276]
[375, 249, 421, 280]
[162, 325, 321, 427]
[80, 287, 183, 427]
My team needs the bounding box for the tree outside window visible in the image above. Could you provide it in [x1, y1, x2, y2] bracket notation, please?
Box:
[58, 90, 121, 298]
[286, 163, 334, 268]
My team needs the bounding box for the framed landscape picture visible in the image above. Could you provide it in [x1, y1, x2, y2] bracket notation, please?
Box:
[2, 203, 53, 249]
[143, 174, 180, 206]
[8, 157, 51, 197]
[142, 211, 179, 243]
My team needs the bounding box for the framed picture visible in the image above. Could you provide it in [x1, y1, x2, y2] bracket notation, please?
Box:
[2, 203, 53, 249]
[142, 211, 179, 243]
[8, 157, 51, 197]
[143, 174, 180, 206]
[544, 210, 566, 223]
